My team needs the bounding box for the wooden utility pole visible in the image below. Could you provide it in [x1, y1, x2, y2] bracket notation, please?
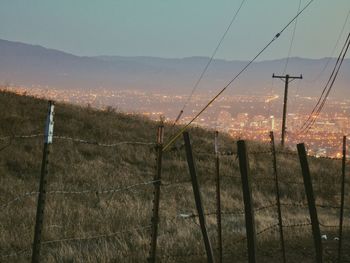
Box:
[272, 73, 302, 147]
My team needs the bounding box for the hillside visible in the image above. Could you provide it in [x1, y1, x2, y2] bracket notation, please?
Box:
[0, 91, 349, 262]
[1, 38, 350, 97]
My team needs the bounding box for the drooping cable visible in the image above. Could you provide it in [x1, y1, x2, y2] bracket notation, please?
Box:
[282, 0, 302, 75]
[304, 42, 350, 134]
[173, 0, 247, 126]
[300, 33, 350, 131]
[300, 33, 350, 134]
[308, 8, 350, 83]
[163, 0, 315, 151]
[300, 32, 350, 132]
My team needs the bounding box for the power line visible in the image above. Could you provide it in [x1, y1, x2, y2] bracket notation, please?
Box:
[300, 33, 350, 134]
[163, 0, 315, 151]
[300, 34, 349, 132]
[307, 7, 350, 83]
[173, 0, 247, 126]
[282, 3, 303, 123]
[282, 0, 302, 75]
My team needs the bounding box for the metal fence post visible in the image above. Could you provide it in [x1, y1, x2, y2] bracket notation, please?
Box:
[337, 136, 346, 263]
[215, 131, 222, 263]
[270, 131, 286, 263]
[148, 123, 164, 263]
[183, 131, 215, 263]
[297, 143, 323, 263]
[32, 101, 55, 263]
[237, 140, 256, 263]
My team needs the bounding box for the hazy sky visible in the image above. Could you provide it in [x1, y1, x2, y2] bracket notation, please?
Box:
[0, 0, 349, 60]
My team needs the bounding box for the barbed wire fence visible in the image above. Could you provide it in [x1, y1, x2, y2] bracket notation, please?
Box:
[1, 101, 349, 262]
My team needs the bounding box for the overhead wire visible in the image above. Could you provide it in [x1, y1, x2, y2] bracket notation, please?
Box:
[163, 0, 315, 151]
[288, 0, 304, 111]
[302, 38, 350, 134]
[282, 0, 302, 75]
[300, 32, 350, 134]
[269, 0, 301, 119]
[173, 0, 247, 126]
[295, 8, 350, 125]
[307, 7, 350, 83]
[300, 33, 349, 132]
[305, 38, 350, 133]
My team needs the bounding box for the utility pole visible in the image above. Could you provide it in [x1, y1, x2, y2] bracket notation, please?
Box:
[272, 73, 302, 147]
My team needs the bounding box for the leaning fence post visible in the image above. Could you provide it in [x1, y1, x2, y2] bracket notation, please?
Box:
[297, 143, 323, 263]
[237, 140, 256, 263]
[183, 131, 215, 263]
[270, 131, 286, 263]
[337, 136, 346, 263]
[214, 131, 222, 263]
[148, 123, 164, 263]
[32, 101, 55, 263]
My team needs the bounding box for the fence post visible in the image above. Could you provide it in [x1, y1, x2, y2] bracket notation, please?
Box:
[297, 143, 323, 263]
[215, 131, 222, 263]
[148, 123, 164, 263]
[237, 140, 256, 263]
[32, 101, 55, 263]
[270, 131, 286, 263]
[337, 136, 346, 263]
[183, 131, 215, 263]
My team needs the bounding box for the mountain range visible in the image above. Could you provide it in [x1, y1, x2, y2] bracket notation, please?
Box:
[0, 38, 349, 98]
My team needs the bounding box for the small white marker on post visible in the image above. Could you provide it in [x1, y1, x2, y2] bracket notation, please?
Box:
[45, 102, 55, 144]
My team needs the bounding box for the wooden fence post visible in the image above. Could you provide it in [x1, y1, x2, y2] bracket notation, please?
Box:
[237, 140, 256, 263]
[270, 131, 286, 263]
[215, 131, 222, 263]
[32, 101, 55, 263]
[297, 143, 323, 263]
[337, 136, 346, 263]
[148, 123, 164, 263]
[183, 131, 215, 263]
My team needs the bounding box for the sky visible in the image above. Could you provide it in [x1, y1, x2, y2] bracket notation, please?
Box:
[0, 0, 349, 60]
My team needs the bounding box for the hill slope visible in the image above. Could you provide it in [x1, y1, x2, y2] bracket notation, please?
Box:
[0, 91, 349, 262]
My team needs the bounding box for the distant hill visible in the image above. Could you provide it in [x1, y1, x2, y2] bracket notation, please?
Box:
[0, 38, 349, 97]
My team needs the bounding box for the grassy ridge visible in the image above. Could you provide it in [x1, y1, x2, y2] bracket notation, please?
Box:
[0, 90, 349, 262]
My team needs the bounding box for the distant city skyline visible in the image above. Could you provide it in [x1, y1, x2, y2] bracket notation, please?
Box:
[0, 0, 349, 60]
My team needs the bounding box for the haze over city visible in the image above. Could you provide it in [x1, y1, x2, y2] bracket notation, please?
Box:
[1, 0, 350, 156]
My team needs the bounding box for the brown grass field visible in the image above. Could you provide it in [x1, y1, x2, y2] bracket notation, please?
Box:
[0, 90, 349, 262]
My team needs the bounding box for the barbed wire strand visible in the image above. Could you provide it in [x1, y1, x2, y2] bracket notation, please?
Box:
[1, 191, 38, 208]
[53, 136, 155, 147]
[46, 179, 159, 195]
[0, 248, 31, 259]
[1, 179, 159, 208]
[41, 225, 152, 245]
[0, 134, 155, 147]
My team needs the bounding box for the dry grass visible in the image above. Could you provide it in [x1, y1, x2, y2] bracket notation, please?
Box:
[0, 90, 349, 262]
